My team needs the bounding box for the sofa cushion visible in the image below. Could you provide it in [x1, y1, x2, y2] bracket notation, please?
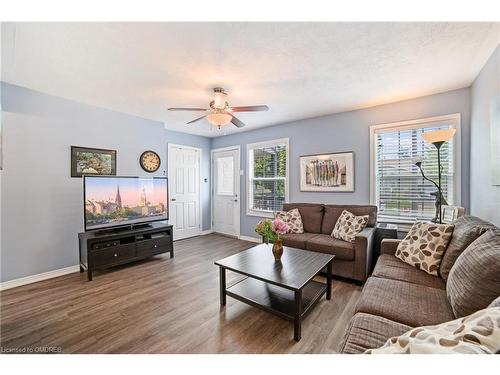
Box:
[305, 234, 355, 260]
[331, 210, 369, 243]
[447, 229, 500, 317]
[440, 216, 496, 280]
[372, 254, 446, 290]
[355, 277, 455, 327]
[274, 208, 304, 234]
[340, 313, 411, 354]
[282, 203, 324, 233]
[366, 306, 500, 354]
[322, 205, 377, 234]
[281, 232, 317, 249]
[395, 222, 454, 276]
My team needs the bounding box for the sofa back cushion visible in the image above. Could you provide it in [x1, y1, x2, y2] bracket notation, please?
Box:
[440, 216, 496, 280]
[322, 205, 377, 234]
[282, 203, 324, 233]
[447, 229, 500, 317]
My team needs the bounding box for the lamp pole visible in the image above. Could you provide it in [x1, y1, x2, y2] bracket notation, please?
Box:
[433, 141, 445, 224]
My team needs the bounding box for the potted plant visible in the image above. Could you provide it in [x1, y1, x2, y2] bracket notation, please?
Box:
[255, 218, 289, 261]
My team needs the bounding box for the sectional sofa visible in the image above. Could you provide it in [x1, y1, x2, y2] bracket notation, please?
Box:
[340, 215, 500, 353]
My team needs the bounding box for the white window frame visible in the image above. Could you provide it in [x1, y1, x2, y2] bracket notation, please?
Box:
[247, 138, 290, 218]
[369, 113, 461, 223]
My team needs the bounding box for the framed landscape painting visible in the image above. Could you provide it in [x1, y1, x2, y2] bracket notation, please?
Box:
[300, 151, 354, 192]
[71, 146, 117, 178]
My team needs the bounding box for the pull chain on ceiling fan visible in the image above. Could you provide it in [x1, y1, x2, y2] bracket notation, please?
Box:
[168, 87, 269, 129]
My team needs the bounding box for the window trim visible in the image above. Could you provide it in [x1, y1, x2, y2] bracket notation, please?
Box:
[369, 113, 461, 223]
[246, 138, 290, 218]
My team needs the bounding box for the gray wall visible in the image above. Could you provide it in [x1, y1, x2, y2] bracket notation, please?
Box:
[0, 82, 476, 281]
[470, 46, 500, 226]
[212, 88, 472, 238]
[0, 83, 211, 282]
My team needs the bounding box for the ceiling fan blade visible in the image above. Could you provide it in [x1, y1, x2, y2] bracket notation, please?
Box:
[230, 105, 269, 112]
[168, 107, 208, 111]
[187, 115, 207, 124]
[231, 115, 245, 128]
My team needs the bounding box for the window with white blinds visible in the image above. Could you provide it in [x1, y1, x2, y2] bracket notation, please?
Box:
[247, 138, 289, 216]
[371, 115, 460, 222]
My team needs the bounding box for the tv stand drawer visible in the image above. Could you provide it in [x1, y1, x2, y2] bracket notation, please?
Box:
[137, 237, 172, 257]
[92, 243, 136, 267]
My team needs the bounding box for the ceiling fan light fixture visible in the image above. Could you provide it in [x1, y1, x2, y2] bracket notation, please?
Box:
[213, 88, 227, 109]
[207, 112, 232, 127]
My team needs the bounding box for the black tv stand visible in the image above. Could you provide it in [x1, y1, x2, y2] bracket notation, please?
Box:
[78, 222, 173, 281]
[131, 223, 154, 230]
[94, 222, 154, 236]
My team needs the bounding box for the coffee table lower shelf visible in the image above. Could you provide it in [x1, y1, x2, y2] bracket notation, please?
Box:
[225, 277, 327, 340]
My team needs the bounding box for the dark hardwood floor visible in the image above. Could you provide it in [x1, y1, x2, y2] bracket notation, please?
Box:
[0, 234, 362, 354]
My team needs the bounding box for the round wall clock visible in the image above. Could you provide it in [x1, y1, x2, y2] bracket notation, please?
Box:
[140, 150, 161, 173]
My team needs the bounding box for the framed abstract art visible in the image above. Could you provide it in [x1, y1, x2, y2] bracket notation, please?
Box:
[299, 151, 354, 192]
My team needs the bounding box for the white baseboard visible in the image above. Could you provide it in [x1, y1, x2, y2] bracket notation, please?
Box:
[0, 265, 80, 291]
[0, 233, 260, 291]
[239, 235, 262, 243]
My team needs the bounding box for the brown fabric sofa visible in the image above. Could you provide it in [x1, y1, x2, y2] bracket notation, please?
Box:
[339, 215, 499, 353]
[280, 203, 378, 282]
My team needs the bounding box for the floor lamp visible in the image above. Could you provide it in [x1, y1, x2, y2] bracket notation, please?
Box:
[415, 128, 456, 224]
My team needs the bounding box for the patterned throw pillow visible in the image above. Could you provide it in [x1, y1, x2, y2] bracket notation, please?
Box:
[395, 222, 454, 276]
[274, 208, 304, 234]
[331, 210, 369, 243]
[365, 306, 500, 354]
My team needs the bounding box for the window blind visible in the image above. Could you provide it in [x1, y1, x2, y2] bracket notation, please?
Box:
[374, 122, 457, 221]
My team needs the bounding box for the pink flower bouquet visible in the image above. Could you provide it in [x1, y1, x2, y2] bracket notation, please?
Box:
[272, 218, 289, 237]
[255, 218, 289, 243]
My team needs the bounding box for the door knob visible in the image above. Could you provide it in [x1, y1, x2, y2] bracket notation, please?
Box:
[171, 198, 177, 201]
[234, 199, 238, 202]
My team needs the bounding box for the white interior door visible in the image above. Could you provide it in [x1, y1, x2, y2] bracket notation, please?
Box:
[212, 147, 240, 237]
[168, 144, 201, 240]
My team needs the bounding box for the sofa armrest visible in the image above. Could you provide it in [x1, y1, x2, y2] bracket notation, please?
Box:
[380, 239, 401, 255]
[353, 226, 376, 282]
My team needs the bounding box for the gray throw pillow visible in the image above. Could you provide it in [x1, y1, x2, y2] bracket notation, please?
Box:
[447, 229, 500, 317]
[440, 216, 495, 280]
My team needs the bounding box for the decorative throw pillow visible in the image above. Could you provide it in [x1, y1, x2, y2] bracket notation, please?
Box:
[331, 210, 369, 243]
[489, 296, 500, 308]
[365, 306, 500, 354]
[439, 216, 494, 280]
[274, 208, 304, 234]
[447, 229, 500, 317]
[395, 222, 454, 276]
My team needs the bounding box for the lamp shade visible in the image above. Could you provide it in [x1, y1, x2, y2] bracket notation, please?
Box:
[422, 128, 456, 144]
[214, 91, 227, 109]
[207, 112, 232, 126]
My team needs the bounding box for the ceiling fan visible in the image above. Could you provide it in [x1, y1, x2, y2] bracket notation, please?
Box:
[168, 87, 269, 129]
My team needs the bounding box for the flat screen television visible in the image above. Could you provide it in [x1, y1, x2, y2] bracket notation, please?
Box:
[83, 176, 168, 231]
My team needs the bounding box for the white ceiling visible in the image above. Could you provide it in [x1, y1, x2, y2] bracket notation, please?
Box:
[1, 22, 499, 137]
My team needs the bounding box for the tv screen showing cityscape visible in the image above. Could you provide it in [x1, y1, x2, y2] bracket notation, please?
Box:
[84, 176, 168, 230]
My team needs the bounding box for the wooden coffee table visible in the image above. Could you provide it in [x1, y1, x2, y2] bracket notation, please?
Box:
[215, 243, 334, 341]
